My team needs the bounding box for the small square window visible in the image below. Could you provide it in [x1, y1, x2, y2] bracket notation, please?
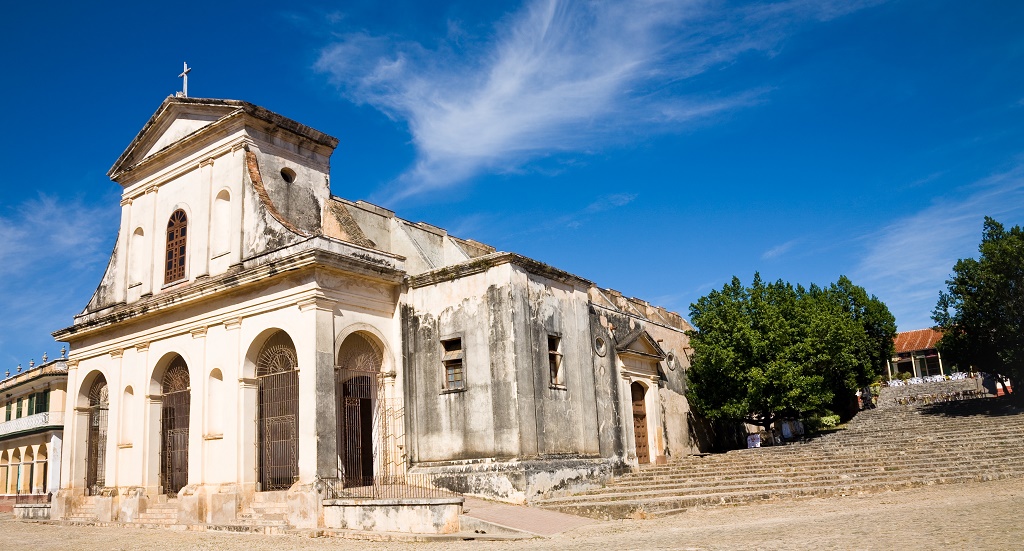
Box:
[441, 338, 465, 391]
[548, 334, 565, 388]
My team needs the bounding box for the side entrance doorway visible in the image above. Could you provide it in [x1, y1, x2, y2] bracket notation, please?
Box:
[631, 382, 649, 464]
[336, 333, 385, 487]
[160, 356, 190, 496]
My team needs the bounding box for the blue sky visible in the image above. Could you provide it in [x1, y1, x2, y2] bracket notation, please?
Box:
[1, 0, 1023, 373]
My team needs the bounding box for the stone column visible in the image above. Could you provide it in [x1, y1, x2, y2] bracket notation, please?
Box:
[619, 372, 637, 464]
[647, 376, 665, 464]
[48, 433, 62, 496]
[143, 394, 162, 495]
[196, 157, 214, 278]
[298, 293, 338, 479]
[189, 327, 207, 487]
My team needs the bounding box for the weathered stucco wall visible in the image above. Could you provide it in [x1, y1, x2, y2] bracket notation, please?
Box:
[404, 262, 604, 463]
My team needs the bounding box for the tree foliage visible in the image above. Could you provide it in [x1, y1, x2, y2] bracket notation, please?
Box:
[933, 217, 1024, 391]
[686, 274, 896, 429]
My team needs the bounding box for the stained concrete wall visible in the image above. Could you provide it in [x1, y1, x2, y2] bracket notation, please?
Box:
[403, 262, 602, 464]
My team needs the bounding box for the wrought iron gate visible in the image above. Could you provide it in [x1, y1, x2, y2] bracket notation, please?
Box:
[256, 331, 299, 491]
[336, 333, 391, 488]
[339, 374, 377, 486]
[161, 358, 190, 496]
[86, 378, 109, 495]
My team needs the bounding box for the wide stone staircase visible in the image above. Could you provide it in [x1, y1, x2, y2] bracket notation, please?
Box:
[202, 490, 291, 534]
[537, 395, 1024, 519]
[62, 495, 100, 524]
[134, 499, 180, 527]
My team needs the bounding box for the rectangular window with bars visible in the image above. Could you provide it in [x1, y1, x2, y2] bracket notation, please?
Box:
[441, 338, 465, 391]
[4, 402, 10, 422]
[548, 334, 565, 388]
[16, 398, 22, 419]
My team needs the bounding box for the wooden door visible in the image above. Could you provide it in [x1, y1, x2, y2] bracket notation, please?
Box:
[631, 382, 649, 464]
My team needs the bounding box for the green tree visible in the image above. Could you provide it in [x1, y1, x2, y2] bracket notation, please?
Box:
[933, 217, 1024, 394]
[686, 274, 896, 430]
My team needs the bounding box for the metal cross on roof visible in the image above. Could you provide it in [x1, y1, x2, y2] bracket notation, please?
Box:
[178, 62, 192, 97]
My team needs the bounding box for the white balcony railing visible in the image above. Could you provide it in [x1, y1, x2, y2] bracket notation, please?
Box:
[0, 411, 64, 437]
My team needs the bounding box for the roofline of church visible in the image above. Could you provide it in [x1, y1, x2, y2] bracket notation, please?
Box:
[108, 97, 340, 179]
[407, 252, 593, 289]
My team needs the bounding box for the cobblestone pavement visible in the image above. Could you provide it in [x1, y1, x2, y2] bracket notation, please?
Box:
[5, 478, 1023, 550]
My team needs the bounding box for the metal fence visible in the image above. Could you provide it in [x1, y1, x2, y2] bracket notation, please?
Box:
[318, 473, 461, 500]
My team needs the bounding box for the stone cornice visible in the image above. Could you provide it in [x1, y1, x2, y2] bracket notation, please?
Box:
[0, 361, 68, 394]
[53, 237, 404, 343]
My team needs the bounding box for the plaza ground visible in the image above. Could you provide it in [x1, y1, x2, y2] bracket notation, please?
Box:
[4, 476, 1021, 550]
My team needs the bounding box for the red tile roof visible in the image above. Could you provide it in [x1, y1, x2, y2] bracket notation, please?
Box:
[894, 328, 942, 354]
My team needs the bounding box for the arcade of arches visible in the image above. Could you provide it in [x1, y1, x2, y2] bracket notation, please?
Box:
[59, 326, 397, 509]
[0, 444, 49, 496]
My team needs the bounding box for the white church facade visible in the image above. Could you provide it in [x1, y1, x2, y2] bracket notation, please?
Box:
[51, 97, 699, 530]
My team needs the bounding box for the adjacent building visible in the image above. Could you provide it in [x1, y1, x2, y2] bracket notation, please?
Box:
[0, 356, 67, 513]
[888, 328, 948, 379]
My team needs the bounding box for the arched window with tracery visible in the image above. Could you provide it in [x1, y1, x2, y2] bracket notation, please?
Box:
[164, 209, 188, 284]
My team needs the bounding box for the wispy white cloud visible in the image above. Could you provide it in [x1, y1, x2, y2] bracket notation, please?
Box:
[585, 193, 637, 214]
[762, 238, 800, 260]
[316, 0, 883, 201]
[854, 166, 1024, 330]
[0, 194, 118, 369]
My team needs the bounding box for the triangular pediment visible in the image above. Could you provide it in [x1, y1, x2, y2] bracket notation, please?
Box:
[108, 97, 340, 182]
[618, 330, 666, 359]
[108, 97, 245, 180]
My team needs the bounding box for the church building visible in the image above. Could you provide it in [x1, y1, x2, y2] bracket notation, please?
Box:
[51, 96, 698, 531]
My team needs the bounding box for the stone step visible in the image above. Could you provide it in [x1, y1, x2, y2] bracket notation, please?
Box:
[542, 471, 1024, 519]
[626, 450, 1024, 474]
[136, 507, 178, 516]
[253, 490, 288, 503]
[604, 463, 1024, 492]
[205, 523, 289, 535]
[238, 512, 288, 522]
[65, 514, 99, 522]
[619, 451, 1024, 480]
[247, 504, 288, 513]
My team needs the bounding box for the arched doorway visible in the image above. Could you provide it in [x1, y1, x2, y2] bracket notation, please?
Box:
[11, 449, 21, 494]
[0, 451, 8, 494]
[35, 445, 47, 495]
[336, 333, 383, 487]
[86, 376, 109, 495]
[160, 356, 190, 496]
[256, 330, 299, 491]
[631, 382, 649, 464]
